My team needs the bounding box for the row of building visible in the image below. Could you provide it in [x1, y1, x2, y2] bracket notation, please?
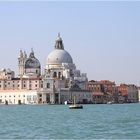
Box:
[88, 80, 139, 104]
[0, 34, 140, 104]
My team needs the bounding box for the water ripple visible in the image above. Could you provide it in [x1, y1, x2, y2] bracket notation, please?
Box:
[0, 104, 140, 139]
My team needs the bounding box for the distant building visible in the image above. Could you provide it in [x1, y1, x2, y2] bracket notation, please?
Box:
[127, 84, 138, 103]
[88, 80, 117, 104]
[0, 49, 42, 104]
[117, 84, 128, 103]
[117, 84, 138, 103]
[39, 34, 92, 104]
[138, 88, 140, 102]
[0, 34, 92, 104]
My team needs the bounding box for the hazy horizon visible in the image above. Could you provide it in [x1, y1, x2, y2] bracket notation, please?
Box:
[0, 1, 140, 86]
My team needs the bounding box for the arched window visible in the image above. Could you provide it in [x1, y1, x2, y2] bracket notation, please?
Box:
[36, 70, 38, 74]
[53, 72, 57, 78]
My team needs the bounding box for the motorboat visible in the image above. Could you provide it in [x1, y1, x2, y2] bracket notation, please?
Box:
[69, 96, 83, 109]
[69, 104, 83, 109]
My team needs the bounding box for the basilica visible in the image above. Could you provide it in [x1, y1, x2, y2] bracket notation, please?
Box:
[0, 34, 92, 104]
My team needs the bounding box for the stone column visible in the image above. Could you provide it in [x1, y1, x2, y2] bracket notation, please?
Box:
[50, 92, 55, 104]
[58, 92, 61, 104]
[42, 93, 46, 103]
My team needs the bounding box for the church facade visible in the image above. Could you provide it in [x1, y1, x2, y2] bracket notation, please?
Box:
[0, 34, 92, 104]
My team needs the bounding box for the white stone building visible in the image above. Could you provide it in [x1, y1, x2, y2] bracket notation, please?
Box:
[0, 90, 38, 104]
[0, 49, 42, 104]
[0, 34, 92, 104]
[138, 89, 140, 102]
[39, 34, 92, 104]
[127, 84, 138, 103]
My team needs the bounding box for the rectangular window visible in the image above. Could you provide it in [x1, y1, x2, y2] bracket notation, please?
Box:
[47, 83, 50, 88]
[33, 95, 37, 101]
[27, 95, 31, 101]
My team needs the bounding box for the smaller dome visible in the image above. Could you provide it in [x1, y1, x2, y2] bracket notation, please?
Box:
[25, 58, 40, 69]
[25, 49, 41, 69]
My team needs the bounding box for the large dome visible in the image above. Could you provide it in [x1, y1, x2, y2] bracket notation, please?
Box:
[25, 49, 41, 69]
[46, 34, 73, 65]
[47, 49, 73, 65]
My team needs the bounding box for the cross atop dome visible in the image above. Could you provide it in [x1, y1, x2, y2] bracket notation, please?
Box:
[55, 33, 64, 50]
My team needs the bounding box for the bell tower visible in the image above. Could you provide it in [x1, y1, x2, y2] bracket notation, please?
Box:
[18, 50, 27, 77]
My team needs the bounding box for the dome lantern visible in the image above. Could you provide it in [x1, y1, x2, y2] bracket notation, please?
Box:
[29, 48, 35, 58]
[55, 33, 64, 50]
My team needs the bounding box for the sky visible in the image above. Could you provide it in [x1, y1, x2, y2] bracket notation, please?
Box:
[0, 1, 140, 85]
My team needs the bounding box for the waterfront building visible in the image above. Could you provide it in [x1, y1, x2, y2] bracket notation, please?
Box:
[138, 88, 140, 102]
[0, 34, 92, 104]
[127, 84, 138, 103]
[117, 84, 128, 103]
[88, 80, 117, 104]
[38, 34, 92, 104]
[0, 49, 42, 104]
[117, 84, 138, 103]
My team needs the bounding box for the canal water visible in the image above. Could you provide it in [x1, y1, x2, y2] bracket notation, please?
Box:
[0, 104, 140, 139]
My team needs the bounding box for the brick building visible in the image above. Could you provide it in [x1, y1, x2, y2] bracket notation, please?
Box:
[88, 80, 117, 104]
[117, 84, 138, 103]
